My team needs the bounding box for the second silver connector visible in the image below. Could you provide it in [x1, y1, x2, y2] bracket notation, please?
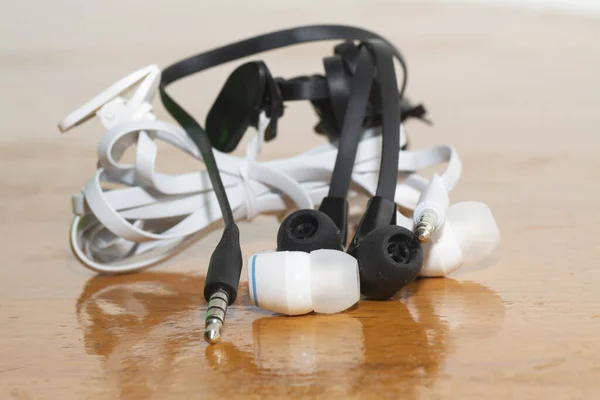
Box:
[204, 288, 229, 344]
[414, 212, 437, 242]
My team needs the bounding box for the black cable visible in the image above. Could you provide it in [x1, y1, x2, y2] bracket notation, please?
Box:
[328, 46, 375, 198]
[160, 24, 407, 95]
[159, 25, 408, 237]
[344, 39, 403, 262]
[277, 76, 330, 101]
[327, 40, 401, 202]
[323, 55, 352, 128]
[159, 89, 235, 226]
[365, 40, 401, 201]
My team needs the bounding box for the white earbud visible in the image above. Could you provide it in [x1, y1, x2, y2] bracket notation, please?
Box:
[248, 249, 360, 315]
[419, 201, 500, 277]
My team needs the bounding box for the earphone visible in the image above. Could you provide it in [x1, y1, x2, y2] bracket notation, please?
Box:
[249, 38, 422, 312]
[58, 25, 500, 345]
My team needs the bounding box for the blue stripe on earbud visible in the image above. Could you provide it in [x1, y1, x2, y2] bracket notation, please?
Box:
[251, 254, 259, 307]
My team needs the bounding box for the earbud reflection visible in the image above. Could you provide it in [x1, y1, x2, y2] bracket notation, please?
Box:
[77, 273, 504, 399]
[252, 313, 365, 374]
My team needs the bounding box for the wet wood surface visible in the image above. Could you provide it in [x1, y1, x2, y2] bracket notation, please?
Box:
[1, 1, 599, 399]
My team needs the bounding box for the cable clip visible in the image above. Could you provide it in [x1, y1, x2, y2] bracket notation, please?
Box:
[57, 64, 160, 132]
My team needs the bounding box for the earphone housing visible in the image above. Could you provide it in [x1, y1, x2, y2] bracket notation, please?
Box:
[420, 201, 500, 277]
[356, 225, 423, 299]
[248, 249, 360, 315]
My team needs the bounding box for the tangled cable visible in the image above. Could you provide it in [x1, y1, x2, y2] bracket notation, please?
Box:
[60, 65, 461, 275]
[59, 65, 461, 274]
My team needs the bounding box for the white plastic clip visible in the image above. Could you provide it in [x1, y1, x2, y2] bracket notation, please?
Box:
[57, 64, 161, 132]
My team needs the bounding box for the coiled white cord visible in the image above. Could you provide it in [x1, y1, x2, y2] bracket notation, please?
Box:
[60, 65, 462, 274]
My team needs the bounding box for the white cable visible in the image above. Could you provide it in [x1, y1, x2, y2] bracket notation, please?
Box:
[59, 65, 462, 274]
[58, 65, 160, 133]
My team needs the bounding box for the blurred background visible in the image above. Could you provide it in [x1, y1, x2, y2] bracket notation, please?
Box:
[1, 0, 599, 153]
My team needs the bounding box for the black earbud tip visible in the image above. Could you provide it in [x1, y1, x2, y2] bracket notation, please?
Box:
[357, 225, 423, 300]
[277, 209, 342, 252]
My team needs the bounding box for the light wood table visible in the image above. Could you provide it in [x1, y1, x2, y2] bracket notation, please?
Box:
[1, 1, 599, 399]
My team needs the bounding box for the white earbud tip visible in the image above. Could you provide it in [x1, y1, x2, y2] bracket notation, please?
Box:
[248, 251, 313, 315]
[449, 202, 500, 266]
[421, 201, 500, 277]
[248, 249, 360, 316]
[309, 249, 360, 314]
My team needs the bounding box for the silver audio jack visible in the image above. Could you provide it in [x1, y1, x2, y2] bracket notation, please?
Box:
[414, 212, 437, 242]
[204, 288, 230, 344]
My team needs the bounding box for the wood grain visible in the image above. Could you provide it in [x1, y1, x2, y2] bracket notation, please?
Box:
[1, 1, 599, 399]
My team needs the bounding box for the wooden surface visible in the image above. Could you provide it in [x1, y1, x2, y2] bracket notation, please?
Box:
[1, 1, 599, 399]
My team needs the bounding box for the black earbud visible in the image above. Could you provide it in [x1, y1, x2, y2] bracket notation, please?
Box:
[347, 196, 423, 300]
[276, 197, 347, 252]
[356, 225, 423, 300]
